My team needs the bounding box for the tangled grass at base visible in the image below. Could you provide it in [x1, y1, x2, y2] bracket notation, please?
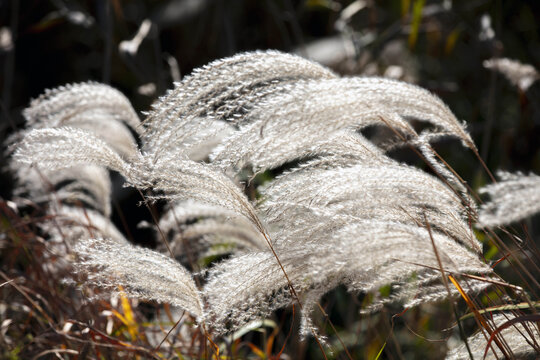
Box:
[5, 51, 540, 359]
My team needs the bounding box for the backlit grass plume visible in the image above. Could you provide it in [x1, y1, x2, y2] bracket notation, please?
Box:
[12, 51, 496, 351]
[8, 83, 141, 248]
[478, 171, 540, 227]
[74, 237, 204, 319]
[445, 313, 540, 360]
[484, 58, 539, 92]
[9, 82, 141, 214]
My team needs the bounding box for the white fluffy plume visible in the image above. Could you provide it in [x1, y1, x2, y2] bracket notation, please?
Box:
[478, 171, 540, 227]
[73, 238, 204, 319]
[484, 58, 539, 92]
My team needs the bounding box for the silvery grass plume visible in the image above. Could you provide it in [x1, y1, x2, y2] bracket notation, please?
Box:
[8, 83, 141, 246]
[208, 76, 476, 175]
[13, 51, 494, 343]
[158, 200, 268, 265]
[36, 204, 130, 274]
[11, 165, 112, 216]
[8, 82, 141, 211]
[204, 220, 491, 337]
[141, 50, 337, 164]
[45, 205, 128, 246]
[484, 58, 539, 92]
[74, 237, 204, 320]
[478, 171, 540, 227]
[446, 313, 540, 360]
[14, 81, 141, 161]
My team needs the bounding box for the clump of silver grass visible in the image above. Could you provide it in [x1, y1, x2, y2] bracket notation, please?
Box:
[12, 51, 495, 342]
